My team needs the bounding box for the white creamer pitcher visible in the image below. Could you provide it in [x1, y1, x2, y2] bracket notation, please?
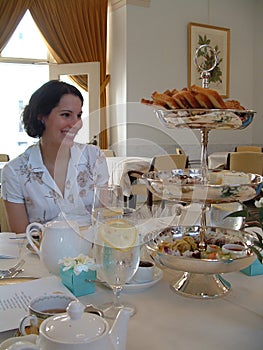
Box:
[26, 220, 91, 275]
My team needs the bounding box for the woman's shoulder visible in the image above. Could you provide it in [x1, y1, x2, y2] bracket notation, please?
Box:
[2, 144, 41, 176]
[3, 145, 33, 169]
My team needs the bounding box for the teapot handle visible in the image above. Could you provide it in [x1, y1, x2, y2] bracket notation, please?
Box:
[19, 314, 39, 337]
[26, 223, 43, 256]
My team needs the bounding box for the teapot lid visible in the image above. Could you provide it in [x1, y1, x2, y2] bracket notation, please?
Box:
[41, 301, 108, 343]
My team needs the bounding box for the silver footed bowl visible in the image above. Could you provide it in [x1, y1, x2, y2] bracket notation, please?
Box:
[145, 225, 256, 275]
[154, 108, 256, 130]
[142, 169, 263, 204]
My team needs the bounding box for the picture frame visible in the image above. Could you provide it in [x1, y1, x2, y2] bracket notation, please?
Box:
[188, 22, 230, 98]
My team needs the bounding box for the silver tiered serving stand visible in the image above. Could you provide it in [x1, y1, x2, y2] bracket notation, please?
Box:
[144, 45, 260, 298]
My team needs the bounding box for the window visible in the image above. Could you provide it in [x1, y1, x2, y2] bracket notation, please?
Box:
[2, 11, 48, 59]
[0, 11, 99, 160]
[0, 11, 49, 159]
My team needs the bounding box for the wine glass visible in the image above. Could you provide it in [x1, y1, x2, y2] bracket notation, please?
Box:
[92, 185, 140, 319]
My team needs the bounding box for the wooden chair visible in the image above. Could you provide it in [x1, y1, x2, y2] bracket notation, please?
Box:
[0, 198, 11, 232]
[101, 149, 116, 157]
[234, 145, 262, 152]
[0, 154, 9, 162]
[175, 147, 185, 155]
[149, 154, 188, 172]
[227, 151, 263, 175]
[126, 170, 148, 208]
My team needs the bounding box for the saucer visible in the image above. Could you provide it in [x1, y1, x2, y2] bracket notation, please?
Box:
[123, 267, 163, 293]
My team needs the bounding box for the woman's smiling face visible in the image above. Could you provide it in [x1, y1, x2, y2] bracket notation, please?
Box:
[42, 93, 83, 147]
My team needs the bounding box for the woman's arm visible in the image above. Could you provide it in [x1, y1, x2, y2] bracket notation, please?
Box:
[4, 200, 29, 233]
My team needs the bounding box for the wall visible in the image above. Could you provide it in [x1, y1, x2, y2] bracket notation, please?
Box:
[109, 0, 263, 160]
[253, 0, 263, 143]
[108, 5, 128, 155]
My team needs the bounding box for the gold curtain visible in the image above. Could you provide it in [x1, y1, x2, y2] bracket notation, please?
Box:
[29, 0, 109, 148]
[0, 0, 32, 52]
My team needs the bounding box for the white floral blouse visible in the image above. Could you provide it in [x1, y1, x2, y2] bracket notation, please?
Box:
[1, 142, 109, 224]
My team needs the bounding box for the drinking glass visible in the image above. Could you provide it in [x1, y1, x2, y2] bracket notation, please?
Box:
[92, 184, 123, 223]
[92, 185, 140, 319]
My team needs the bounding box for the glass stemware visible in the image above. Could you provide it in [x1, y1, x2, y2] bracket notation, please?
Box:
[92, 185, 140, 319]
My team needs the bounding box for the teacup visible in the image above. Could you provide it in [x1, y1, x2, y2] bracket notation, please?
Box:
[5, 340, 38, 350]
[222, 244, 247, 258]
[19, 294, 75, 335]
[132, 260, 155, 283]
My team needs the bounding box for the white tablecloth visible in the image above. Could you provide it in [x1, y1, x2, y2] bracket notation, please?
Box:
[208, 151, 229, 169]
[106, 157, 151, 196]
[0, 220, 263, 350]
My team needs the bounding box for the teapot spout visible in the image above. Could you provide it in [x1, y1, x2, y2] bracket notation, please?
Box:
[109, 307, 133, 350]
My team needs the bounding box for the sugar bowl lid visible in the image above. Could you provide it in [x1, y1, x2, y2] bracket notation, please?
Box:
[41, 301, 108, 343]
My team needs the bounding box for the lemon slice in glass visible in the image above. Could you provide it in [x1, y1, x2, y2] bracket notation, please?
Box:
[99, 219, 138, 250]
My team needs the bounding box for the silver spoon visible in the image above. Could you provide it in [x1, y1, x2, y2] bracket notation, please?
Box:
[9, 268, 24, 278]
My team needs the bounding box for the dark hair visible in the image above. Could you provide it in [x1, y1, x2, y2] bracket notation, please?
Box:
[22, 80, 84, 138]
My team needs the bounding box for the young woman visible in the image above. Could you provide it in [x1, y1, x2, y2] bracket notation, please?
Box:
[1, 80, 109, 233]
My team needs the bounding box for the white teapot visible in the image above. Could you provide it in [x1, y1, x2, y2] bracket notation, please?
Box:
[1, 301, 132, 350]
[26, 219, 91, 275]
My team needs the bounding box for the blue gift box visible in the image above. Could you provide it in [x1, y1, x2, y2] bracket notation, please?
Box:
[240, 255, 263, 276]
[60, 266, 96, 297]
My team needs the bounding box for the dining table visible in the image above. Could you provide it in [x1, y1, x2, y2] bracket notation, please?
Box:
[0, 218, 262, 350]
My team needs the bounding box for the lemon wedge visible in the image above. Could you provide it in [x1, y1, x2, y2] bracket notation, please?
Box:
[99, 218, 138, 250]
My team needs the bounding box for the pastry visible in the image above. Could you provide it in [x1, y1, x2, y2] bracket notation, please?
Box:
[190, 85, 226, 109]
[193, 93, 214, 109]
[225, 99, 245, 110]
[151, 91, 180, 109]
[141, 85, 246, 111]
[172, 90, 200, 108]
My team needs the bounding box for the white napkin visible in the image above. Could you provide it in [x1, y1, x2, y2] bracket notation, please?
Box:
[0, 232, 20, 258]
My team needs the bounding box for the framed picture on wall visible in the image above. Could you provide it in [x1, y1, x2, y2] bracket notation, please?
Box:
[188, 22, 230, 98]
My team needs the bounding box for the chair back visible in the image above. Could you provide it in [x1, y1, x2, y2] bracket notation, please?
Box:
[150, 154, 188, 171]
[227, 151, 263, 175]
[235, 145, 262, 152]
[0, 198, 11, 232]
[125, 170, 148, 208]
[101, 149, 115, 157]
[0, 154, 9, 162]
